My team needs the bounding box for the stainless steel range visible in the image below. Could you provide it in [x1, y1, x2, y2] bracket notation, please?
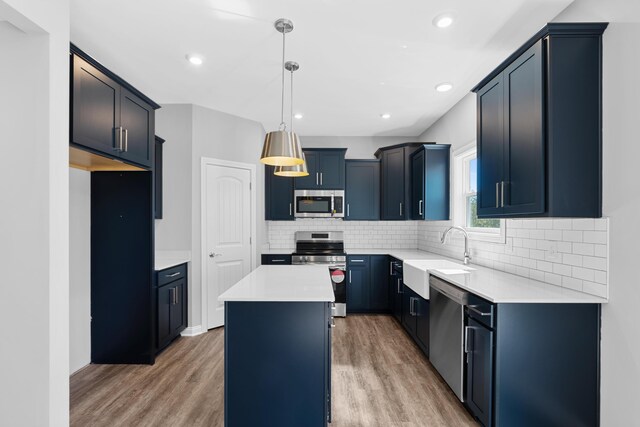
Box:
[292, 231, 347, 317]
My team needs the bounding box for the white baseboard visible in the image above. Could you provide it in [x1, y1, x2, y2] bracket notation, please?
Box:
[181, 325, 205, 337]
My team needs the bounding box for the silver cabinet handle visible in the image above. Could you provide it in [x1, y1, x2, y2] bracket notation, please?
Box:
[496, 182, 499, 208]
[347, 204, 350, 217]
[316, 172, 319, 186]
[116, 126, 124, 152]
[349, 270, 352, 283]
[174, 287, 179, 305]
[419, 200, 423, 216]
[468, 305, 491, 317]
[171, 287, 176, 305]
[464, 326, 472, 353]
[501, 181, 505, 208]
[123, 128, 128, 152]
[289, 203, 292, 216]
[389, 262, 393, 275]
[330, 317, 336, 328]
[271, 259, 285, 262]
[397, 278, 403, 294]
[351, 259, 365, 263]
[399, 202, 403, 216]
[409, 297, 414, 315]
[320, 172, 323, 186]
[166, 272, 180, 278]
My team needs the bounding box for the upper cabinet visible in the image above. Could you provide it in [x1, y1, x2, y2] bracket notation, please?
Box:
[71, 45, 160, 169]
[295, 149, 346, 190]
[410, 145, 451, 221]
[265, 165, 295, 220]
[154, 136, 164, 219]
[473, 23, 607, 218]
[345, 160, 380, 221]
[376, 143, 425, 220]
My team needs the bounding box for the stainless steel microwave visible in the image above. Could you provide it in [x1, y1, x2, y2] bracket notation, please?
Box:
[294, 190, 344, 218]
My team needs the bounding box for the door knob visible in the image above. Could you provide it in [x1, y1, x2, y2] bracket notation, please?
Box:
[209, 252, 222, 258]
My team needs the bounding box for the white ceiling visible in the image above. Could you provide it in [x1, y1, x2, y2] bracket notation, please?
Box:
[70, 0, 572, 136]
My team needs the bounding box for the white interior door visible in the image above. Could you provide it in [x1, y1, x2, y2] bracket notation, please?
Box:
[205, 162, 252, 329]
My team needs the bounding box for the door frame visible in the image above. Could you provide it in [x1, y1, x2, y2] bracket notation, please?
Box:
[200, 157, 257, 330]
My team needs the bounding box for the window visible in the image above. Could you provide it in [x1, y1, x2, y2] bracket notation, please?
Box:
[454, 143, 505, 242]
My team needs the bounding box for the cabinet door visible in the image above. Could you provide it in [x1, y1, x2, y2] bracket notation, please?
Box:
[466, 318, 494, 427]
[265, 166, 295, 220]
[415, 297, 430, 356]
[72, 55, 121, 156]
[347, 263, 369, 313]
[154, 137, 164, 219]
[411, 150, 425, 219]
[294, 151, 319, 189]
[381, 147, 405, 220]
[401, 285, 417, 337]
[345, 161, 380, 220]
[503, 40, 545, 216]
[477, 73, 505, 218]
[391, 276, 403, 322]
[170, 279, 186, 336]
[318, 151, 345, 189]
[119, 88, 154, 168]
[157, 284, 173, 349]
[424, 146, 451, 221]
[369, 256, 389, 311]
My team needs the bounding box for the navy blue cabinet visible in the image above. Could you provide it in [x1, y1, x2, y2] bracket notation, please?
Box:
[265, 165, 295, 220]
[71, 45, 159, 169]
[261, 254, 292, 265]
[295, 149, 346, 190]
[345, 160, 380, 220]
[225, 301, 331, 426]
[410, 145, 451, 221]
[156, 264, 188, 353]
[389, 258, 403, 322]
[154, 136, 164, 219]
[473, 23, 607, 218]
[376, 143, 426, 220]
[401, 284, 430, 357]
[466, 317, 494, 427]
[347, 255, 389, 313]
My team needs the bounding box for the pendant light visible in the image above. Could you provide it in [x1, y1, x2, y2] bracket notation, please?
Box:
[275, 61, 309, 177]
[260, 19, 304, 166]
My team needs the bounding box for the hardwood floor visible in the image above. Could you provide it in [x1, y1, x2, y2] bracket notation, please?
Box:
[71, 315, 477, 426]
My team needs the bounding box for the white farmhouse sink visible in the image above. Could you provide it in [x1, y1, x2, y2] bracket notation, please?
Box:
[403, 260, 475, 300]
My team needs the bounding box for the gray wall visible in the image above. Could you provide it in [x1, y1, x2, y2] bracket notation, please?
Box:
[415, 1, 640, 423]
[300, 136, 414, 159]
[69, 169, 91, 374]
[0, 0, 70, 424]
[155, 104, 266, 330]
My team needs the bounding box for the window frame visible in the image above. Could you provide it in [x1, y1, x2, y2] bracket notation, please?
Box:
[453, 142, 506, 243]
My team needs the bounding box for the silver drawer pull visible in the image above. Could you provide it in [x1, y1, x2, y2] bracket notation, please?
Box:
[271, 259, 285, 262]
[351, 259, 365, 263]
[166, 272, 181, 278]
[467, 305, 491, 316]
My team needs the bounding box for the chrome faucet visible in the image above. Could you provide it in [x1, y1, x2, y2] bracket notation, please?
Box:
[441, 226, 471, 265]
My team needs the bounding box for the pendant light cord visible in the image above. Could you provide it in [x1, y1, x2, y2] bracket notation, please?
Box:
[290, 67, 294, 132]
[280, 30, 286, 131]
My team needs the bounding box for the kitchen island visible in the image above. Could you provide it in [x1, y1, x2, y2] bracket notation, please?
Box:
[219, 265, 335, 427]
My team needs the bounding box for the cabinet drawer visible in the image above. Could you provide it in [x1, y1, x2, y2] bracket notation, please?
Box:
[466, 293, 495, 329]
[348, 255, 370, 267]
[261, 254, 292, 265]
[157, 263, 187, 287]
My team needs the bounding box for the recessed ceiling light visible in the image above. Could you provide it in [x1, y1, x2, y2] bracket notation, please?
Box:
[433, 13, 454, 28]
[380, 113, 391, 119]
[294, 113, 303, 119]
[186, 54, 203, 65]
[435, 82, 453, 92]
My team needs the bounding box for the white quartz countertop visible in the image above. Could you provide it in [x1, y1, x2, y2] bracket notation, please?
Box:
[155, 251, 191, 271]
[218, 265, 335, 302]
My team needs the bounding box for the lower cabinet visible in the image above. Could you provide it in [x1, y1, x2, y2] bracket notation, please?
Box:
[261, 254, 292, 265]
[463, 293, 600, 427]
[401, 284, 430, 357]
[156, 264, 188, 352]
[347, 255, 389, 313]
[389, 257, 403, 322]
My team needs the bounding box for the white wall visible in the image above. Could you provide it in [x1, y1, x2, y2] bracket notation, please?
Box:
[69, 169, 91, 374]
[416, 1, 640, 423]
[155, 104, 266, 330]
[300, 136, 414, 159]
[0, 0, 69, 425]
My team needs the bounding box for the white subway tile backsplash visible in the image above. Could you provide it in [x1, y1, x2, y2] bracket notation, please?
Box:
[268, 216, 609, 299]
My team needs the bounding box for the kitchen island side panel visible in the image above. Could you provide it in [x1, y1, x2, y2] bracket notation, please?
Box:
[225, 301, 330, 427]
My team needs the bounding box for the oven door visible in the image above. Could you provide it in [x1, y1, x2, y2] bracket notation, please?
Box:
[294, 190, 337, 218]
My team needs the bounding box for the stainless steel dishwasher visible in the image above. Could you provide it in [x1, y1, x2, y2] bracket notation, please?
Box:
[429, 275, 469, 401]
